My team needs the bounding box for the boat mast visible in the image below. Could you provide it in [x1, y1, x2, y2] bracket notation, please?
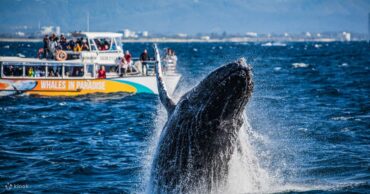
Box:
[87, 12, 90, 32]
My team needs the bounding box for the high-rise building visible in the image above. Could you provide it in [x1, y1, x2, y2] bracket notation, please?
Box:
[342, 32, 351, 41]
[55, 26, 61, 35]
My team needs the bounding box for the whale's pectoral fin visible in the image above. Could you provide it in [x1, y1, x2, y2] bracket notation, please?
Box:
[154, 44, 176, 114]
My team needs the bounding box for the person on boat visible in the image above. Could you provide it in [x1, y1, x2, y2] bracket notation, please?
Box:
[67, 38, 76, 51]
[120, 57, 129, 76]
[4, 65, 14, 76]
[98, 66, 106, 79]
[48, 36, 54, 58]
[82, 38, 89, 51]
[103, 39, 110, 50]
[140, 49, 150, 75]
[59, 34, 68, 50]
[48, 34, 59, 59]
[81, 42, 89, 51]
[76, 38, 82, 47]
[74, 42, 82, 52]
[27, 67, 35, 77]
[124, 50, 137, 73]
[78, 67, 84, 77]
[170, 51, 178, 66]
[100, 44, 109, 51]
[42, 35, 49, 58]
[124, 50, 132, 65]
[49, 69, 55, 77]
[162, 48, 171, 71]
[94, 39, 102, 50]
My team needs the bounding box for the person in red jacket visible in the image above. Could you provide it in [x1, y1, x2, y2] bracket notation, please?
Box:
[124, 50, 132, 65]
[97, 66, 106, 79]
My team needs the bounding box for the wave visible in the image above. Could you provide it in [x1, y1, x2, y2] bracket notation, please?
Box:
[262, 42, 287, 47]
[17, 53, 25, 58]
[274, 67, 282, 71]
[292, 63, 309, 68]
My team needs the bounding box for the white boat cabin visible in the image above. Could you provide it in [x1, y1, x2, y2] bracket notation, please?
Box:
[65, 32, 124, 64]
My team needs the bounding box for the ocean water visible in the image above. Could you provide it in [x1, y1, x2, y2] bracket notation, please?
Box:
[0, 41, 369, 193]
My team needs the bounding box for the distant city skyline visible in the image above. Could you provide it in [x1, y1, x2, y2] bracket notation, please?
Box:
[0, 0, 369, 35]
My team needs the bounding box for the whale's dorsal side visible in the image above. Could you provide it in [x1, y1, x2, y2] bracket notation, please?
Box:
[154, 44, 176, 114]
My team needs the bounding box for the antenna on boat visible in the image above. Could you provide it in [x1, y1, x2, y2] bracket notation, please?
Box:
[87, 12, 90, 32]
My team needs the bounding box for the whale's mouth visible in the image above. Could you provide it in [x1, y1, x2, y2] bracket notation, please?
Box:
[213, 61, 252, 98]
[187, 59, 253, 114]
[191, 60, 253, 120]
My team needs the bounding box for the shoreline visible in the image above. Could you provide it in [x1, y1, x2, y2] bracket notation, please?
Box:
[0, 37, 360, 43]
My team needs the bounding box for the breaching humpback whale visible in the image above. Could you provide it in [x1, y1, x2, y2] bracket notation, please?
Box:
[150, 45, 253, 193]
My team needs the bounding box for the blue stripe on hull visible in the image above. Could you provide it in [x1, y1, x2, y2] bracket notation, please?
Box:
[112, 80, 154, 94]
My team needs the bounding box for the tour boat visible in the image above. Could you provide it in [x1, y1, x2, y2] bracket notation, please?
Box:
[0, 32, 181, 97]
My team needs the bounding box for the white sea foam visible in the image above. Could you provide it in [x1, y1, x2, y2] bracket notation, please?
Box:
[225, 118, 277, 193]
[17, 53, 25, 58]
[331, 116, 353, 121]
[141, 104, 167, 193]
[292, 63, 309, 68]
[274, 67, 282, 71]
[262, 42, 287, 47]
[58, 102, 67, 106]
[314, 44, 322, 48]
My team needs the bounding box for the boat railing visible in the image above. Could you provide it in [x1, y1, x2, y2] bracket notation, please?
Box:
[162, 59, 177, 75]
[0, 59, 167, 79]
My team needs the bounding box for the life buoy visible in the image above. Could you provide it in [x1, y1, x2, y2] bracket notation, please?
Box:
[55, 50, 67, 61]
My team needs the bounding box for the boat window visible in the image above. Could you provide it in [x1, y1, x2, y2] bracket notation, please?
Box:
[25, 64, 46, 77]
[89, 39, 97, 51]
[101, 65, 118, 74]
[47, 64, 63, 78]
[86, 64, 94, 78]
[95, 38, 112, 51]
[111, 40, 117, 51]
[64, 65, 84, 77]
[115, 37, 122, 50]
[2, 63, 23, 77]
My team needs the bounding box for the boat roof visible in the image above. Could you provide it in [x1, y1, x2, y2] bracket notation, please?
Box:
[75, 32, 123, 39]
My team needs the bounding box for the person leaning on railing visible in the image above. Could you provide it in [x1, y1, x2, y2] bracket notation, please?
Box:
[140, 49, 150, 76]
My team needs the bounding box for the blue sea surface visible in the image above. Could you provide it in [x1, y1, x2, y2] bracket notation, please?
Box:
[0, 41, 369, 193]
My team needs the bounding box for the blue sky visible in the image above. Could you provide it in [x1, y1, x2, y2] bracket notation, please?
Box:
[0, 0, 369, 34]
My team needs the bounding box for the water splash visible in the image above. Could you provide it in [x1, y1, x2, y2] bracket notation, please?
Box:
[141, 106, 280, 193]
[139, 104, 167, 194]
[226, 117, 277, 193]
